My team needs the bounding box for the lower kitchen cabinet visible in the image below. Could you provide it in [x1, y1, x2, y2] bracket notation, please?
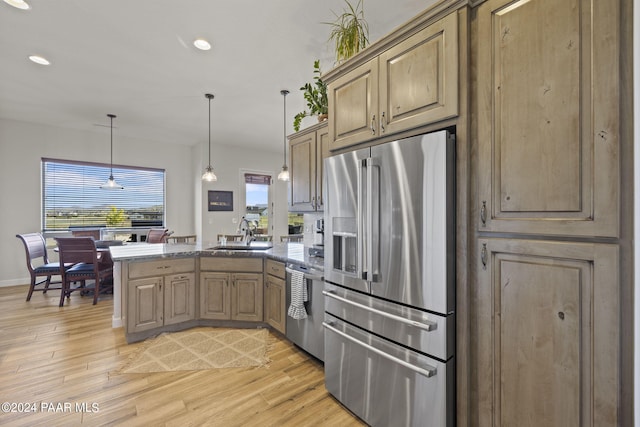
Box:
[200, 257, 264, 322]
[475, 238, 618, 426]
[126, 258, 196, 334]
[264, 259, 286, 334]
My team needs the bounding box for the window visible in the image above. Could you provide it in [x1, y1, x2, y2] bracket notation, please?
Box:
[42, 158, 165, 231]
[243, 173, 271, 235]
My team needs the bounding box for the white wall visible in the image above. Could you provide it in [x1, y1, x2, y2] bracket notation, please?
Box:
[193, 142, 287, 247]
[0, 118, 286, 286]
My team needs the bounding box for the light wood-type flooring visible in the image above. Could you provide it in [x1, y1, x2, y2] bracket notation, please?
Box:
[0, 284, 365, 426]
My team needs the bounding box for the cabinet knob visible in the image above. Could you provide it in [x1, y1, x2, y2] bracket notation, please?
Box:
[380, 112, 386, 134]
[480, 201, 487, 227]
[481, 243, 487, 270]
[370, 115, 376, 135]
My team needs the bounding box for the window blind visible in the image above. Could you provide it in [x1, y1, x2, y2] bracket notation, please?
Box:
[244, 173, 271, 185]
[42, 158, 165, 231]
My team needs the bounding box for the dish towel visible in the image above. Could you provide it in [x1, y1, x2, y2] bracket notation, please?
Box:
[287, 270, 308, 319]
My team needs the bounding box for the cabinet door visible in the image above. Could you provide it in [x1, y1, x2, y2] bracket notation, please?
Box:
[127, 276, 163, 333]
[200, 272, 230, 320]
[328, 58, 379, 151]
[164, 272, 195, 325]
[265, 274, 286, 334]
[289, 131, 317, 212]
[476, 0, 619, 237]
[315, 125, 330, 211]
[231, 273, 263, 322]
[379, 11, 458, 135]
[476, 238, 618, 426]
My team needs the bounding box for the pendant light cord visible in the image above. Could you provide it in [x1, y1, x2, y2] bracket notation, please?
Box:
[208, 95, 211, 166]
[281, 89, 289, 165]
[108, 113, 116, 176]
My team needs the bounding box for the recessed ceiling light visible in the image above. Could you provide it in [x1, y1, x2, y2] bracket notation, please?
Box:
[3, 0, 30, 9]
[193, 38, 211, 51]
[29, 55, 50, 65]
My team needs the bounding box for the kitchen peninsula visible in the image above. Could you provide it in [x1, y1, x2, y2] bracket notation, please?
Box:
[109, 242, 322, 343]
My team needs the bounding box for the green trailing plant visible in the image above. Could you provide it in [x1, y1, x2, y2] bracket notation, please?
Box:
[325, 0, 369, 64]
[105, 206, 126, 227]
[293, 60, 328, 132]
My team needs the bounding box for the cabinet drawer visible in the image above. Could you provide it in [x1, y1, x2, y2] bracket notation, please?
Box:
[129, 258, 195, 279]
[200, 257, 263, 273]
[265, 259, 286, 279]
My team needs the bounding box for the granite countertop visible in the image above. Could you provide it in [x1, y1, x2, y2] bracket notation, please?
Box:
[109, 241, 324, 271]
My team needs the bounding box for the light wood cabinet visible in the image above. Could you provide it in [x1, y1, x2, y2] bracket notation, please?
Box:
[199, 257, 263, 322]
[126, 258, 196, 334]
[475, 0, 619, 238]
[327, 10, 458, 151]
[264, 259, 286, 334]
[289, 122, 329, 212]
[471, 0, 623, 425]
[475, 238, 618, 426]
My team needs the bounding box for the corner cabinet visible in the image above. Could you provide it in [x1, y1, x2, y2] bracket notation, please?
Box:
[288, 122, 329, 212]
[327, 10, 459, 151]
[199, 257, 263, 322]
[264, 259, 286, 334]
[126, 258, 196, 334]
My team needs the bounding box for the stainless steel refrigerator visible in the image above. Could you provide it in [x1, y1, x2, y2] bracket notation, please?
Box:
[323, 130, 455, 427]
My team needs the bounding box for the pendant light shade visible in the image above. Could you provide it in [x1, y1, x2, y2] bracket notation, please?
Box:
[277, 89, 290, 182]
[202, 93, 218, 182]
[100, 114, 124, 190]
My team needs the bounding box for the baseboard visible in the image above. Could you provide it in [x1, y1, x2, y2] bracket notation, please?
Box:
[0, 278, 29, 288]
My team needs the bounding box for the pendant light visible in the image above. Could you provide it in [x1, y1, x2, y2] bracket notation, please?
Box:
[100, 114, 124, 189]
[277, 89, 290, 182]
[201, 93, 218, 182]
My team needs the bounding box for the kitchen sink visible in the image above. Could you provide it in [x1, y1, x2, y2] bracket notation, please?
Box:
[207, 241, 273, 251]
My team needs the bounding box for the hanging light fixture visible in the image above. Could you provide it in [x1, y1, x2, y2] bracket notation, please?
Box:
[100, 114, 124, 189]
[202, 93, 218, 182]
[277, 89, 290, 182]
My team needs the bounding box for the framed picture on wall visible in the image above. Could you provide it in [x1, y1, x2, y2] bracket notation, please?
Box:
[208, 190, 233, 211]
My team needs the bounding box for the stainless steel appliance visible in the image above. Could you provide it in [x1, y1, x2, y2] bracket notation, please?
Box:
[285, 263, 325, 361]
[323, 130, 455, 427]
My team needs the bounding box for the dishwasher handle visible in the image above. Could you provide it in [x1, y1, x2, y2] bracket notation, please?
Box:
[285, 265, 323, 281]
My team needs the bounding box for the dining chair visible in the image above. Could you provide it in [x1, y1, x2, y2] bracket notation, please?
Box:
[280, 235, 303, 243]
[253, 235, 273, 242]
[217, 234, 244, 242]
[166, 235, 197, 244]
[16, 233, 72, 302]
[146, 228, 169, 243]
[55, 237, 113, 306]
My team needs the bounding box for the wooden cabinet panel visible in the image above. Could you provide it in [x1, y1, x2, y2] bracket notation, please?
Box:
[328, 11, 459, 151]
[328, 59, 378, 151]
[476, 238, 618, 426]
[232, 273, 263, 322]
[476, 0, 619, 237]
[289, 122, 329, 212]
[128, 258, 195, 279]
[127, 276, 163, 333]
[200, 257, 262, 273]
[379, 10, 458, 135]
[164, 272, 195, 325]
[265, 260, 286, 334]
[200, 272, 230, 320]
[290, 131, 316, 211]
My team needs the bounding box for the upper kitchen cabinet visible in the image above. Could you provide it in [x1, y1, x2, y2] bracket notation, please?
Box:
[289, 122, 329, 212]
[475, 0, 619, 238]
[326, 10, 459, 151]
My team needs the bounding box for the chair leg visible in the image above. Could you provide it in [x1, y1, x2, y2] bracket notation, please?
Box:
[93, 279, 100, 305]
[26, 274, 36, 301]
[43, 276, 52, 293]
[59, 280, 67, 307]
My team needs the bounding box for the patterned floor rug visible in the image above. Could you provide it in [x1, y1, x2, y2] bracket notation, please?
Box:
[118, 327, 271, 373]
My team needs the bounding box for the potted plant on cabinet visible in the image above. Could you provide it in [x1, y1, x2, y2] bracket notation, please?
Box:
[293, 60, 328, 132]
[325, 0, 369, 64]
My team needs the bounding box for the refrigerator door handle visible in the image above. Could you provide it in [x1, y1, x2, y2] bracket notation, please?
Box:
[365, 157, 373, 283]
[323, 321, 437, 378]
[323, 290, 438, 332]
[357, 159, 366, 280]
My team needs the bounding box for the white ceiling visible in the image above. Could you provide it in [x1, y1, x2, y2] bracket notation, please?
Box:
[0, 0, 435, 153]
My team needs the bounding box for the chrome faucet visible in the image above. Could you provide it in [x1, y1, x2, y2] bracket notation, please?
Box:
[237, 216, 257, 245]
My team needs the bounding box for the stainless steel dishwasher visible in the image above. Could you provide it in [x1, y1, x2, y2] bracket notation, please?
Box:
[285, 263, 324, 362]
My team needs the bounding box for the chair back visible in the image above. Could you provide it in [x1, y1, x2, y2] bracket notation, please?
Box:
[280, 235, 304, 243]
[16, 233, 49, 271]
[55, 237, 99, 265]
[166, 235, 197, 244]
[146, 228, 169, 243]
[217, 234, 244, 242]
[253, 235, 273, 242]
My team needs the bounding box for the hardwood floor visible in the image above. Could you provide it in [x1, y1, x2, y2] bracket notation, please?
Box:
[0, 285, 365, 426]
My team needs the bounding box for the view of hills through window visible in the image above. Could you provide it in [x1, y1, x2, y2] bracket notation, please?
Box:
[42, 159, 165, 231]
